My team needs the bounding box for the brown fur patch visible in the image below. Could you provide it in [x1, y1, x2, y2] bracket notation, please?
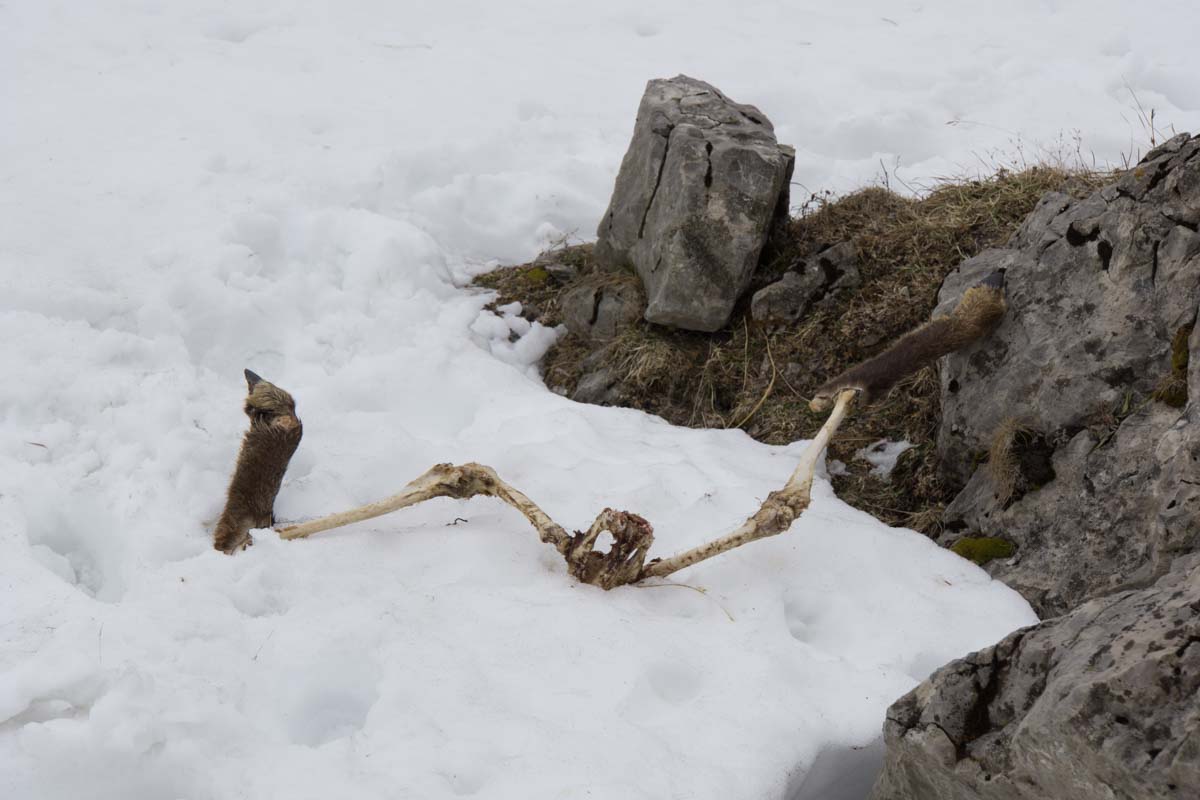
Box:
[214, 374, 303, 553]
[810, 283, 1006, 409]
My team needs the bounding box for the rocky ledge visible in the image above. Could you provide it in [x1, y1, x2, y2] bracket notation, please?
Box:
[870, 553, 1200, 799]
[872, 135, 1200, 798]
[935, 133, 1200, 617]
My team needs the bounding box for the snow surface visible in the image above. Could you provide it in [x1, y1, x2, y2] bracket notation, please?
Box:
[5, 1, 1198, 797]
[855, 441, 916, 480]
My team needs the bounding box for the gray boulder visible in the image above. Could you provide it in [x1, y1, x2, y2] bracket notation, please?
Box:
[540, 261, 579, 284]
[569, 348, 625, 406]
[750, 268, 825, 328]
[750, 241, 863, 329]
[812, 239, 863, 295]
[934, 134, 1200, 616]
[594, 75, 795, 332]
[560, 278, 644, 342]
[869, 553, 1200, 800]
[571, 366, 622, 405]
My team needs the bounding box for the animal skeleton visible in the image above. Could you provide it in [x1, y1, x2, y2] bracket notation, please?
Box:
[218, 273, 1004, 587]
[274, 389, 855, 589]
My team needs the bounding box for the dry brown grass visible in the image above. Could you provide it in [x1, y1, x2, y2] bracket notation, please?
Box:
[475, 166, 1110, 532]
[987, 418, 1036, 506]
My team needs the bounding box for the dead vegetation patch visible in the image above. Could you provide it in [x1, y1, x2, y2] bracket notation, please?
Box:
[474, 166, 1109, 533]
[472, 243, 597, 326]
[986, 418, 1058, 507]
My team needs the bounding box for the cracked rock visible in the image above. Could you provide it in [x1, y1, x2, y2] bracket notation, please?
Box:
[934, 134, 1200, 615]
[869, 554, 1200, 800]
[751, 240, 863, 329]
[594, 75, 795, 332]
[571, 366, 623, 405]
[750, 267, 826, 329]
[560, 277, 645, 342]
[813, 240, 862, 295]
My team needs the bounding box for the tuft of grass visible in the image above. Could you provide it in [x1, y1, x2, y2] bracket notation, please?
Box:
[475, 166, 1109, 532]
[986, 418, 1052, 506]
[951, 536, 1016, 565]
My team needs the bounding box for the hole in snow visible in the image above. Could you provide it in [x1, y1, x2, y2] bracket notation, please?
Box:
[787, 737, 886, 800]
[646, 661, 703, 705]
[288, 685, 378, 747]
[25, 503, 126, 601]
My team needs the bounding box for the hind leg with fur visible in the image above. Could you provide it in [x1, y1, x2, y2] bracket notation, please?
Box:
[213, 370, 303, 553]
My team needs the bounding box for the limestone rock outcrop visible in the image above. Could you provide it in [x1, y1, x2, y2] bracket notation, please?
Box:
[933, 134, 1200, 617]
[869, 554, 1200, 800]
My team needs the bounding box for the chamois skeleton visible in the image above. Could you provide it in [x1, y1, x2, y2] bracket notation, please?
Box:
[214, 274, 1006, 588]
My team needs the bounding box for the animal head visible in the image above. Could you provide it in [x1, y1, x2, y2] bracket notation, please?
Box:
[243, 369, 298, 423]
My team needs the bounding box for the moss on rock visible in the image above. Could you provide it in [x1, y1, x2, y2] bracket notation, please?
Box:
[951, 536, 1016, 565]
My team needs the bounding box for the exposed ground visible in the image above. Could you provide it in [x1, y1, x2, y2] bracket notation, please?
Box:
[475, 167, 1110, 532]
